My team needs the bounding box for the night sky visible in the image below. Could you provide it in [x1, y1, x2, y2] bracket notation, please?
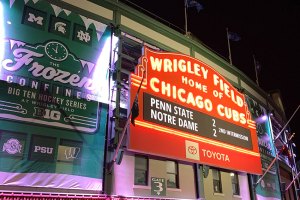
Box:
[120, 0, 300, 159]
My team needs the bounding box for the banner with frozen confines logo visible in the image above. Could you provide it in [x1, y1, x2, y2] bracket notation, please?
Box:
[0, 0, 114, 193]
[245, 96, 281, 199]
[129, 47, 262, 174]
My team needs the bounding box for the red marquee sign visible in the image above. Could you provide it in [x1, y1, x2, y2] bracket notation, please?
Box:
[129, 47, 262, 175]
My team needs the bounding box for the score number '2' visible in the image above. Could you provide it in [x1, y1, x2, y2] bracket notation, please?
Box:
[212, 119, 217, 137]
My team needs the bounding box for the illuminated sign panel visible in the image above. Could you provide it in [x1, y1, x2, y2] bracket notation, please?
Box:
[129, 47, 262, 174]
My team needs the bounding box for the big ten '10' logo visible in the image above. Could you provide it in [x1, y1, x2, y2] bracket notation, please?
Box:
[33, 107, 61, 121]
[34, 145, 53, 154]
